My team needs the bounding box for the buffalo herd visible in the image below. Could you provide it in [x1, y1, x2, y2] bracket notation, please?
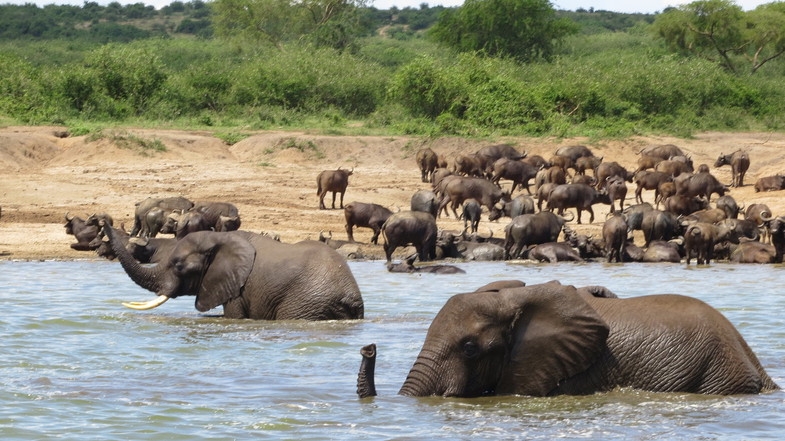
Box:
[311, 142, 785, 267]
[65, 141, 785, 269]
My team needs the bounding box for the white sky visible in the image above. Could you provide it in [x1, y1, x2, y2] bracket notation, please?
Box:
[0, 0, 776, 13]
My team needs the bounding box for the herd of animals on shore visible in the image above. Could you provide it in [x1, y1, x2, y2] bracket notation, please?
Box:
[60, 141, 782, 399]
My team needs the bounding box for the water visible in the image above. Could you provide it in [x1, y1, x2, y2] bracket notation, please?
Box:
[1, 260, 783, 440]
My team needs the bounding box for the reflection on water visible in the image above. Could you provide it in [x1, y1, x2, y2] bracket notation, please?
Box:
[0, 259, 783, 440]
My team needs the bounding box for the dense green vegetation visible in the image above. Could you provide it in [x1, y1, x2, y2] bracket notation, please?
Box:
[0, 0, 783, 139]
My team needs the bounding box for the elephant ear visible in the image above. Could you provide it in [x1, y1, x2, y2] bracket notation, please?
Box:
[496, 282, 609, 396]
[194, 232, 256, 312]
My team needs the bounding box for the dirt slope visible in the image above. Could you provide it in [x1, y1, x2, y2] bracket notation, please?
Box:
[1, 126, 784, 260]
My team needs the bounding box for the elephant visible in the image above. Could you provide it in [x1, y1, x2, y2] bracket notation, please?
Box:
[103, 225, 364, 320]
[357, 280, 778, 398]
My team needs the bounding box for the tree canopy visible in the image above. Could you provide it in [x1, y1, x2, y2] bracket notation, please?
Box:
[653, 0, 785, 74]
[428, 0, 578, 62]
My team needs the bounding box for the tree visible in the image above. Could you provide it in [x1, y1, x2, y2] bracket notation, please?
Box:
[653, 0, 785, 74]
[428, 0, 578, 62]
[211, 0, 368, 51]
[743, 2, 785, 73]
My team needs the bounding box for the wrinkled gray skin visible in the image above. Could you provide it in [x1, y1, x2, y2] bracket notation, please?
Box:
[104, 227, 364, 320]
[392, 280, 778, 397]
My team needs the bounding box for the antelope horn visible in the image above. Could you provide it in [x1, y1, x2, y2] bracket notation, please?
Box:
[122, 295, 169, 310]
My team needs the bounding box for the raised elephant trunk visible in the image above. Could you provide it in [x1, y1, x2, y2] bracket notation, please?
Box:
[356, 344, 377, 398]
[103, 223, 169, 309]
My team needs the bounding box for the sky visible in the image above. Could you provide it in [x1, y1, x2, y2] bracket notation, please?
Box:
[1, 0, 776, 13]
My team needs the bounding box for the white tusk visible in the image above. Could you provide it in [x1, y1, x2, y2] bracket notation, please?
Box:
[122, 295, 170, 310]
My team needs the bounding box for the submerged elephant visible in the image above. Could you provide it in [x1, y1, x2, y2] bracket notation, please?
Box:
[103, 226, 364, 320]
[357, 280, 777, 398]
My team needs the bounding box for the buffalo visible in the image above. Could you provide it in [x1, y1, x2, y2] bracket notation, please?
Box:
[638, 144, 685, 160]
[714, 150, 750, 187]
[603, 212, 628, 263]
[476, 144, 526, 176]
[416, 148, 439, 183]
[344, 201, 393, 244]
[522, 242, 584, 263]
[490, 157, 538, 195]
[546, 183, 610, 224]
[438, 176, 505, 219]
[317, 167, 353, 210]
[503, 211, 574, 259]
[754, 175, 785, 192]
[381, 211, 437, 263]
[488, 194, 535, 222]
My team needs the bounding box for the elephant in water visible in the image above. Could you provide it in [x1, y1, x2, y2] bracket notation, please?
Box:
[103, 226, 364, 320]
[357, 280, 777, 398]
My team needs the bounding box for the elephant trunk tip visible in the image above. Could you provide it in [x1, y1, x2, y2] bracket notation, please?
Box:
[356, 343, 377, 398]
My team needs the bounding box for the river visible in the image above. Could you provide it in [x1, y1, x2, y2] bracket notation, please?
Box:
[1, 260, 783, 439]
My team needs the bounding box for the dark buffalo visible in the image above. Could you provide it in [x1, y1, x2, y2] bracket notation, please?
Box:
[546, 183, 610, 224]
[663, 194, 709, 216]
[715, 195, 743, 219]
[386, 253, 465, 274]
[490, 157, 538, 195]
[317, 167, 353, 210]
[622, 202, 655, 234]
[633, 171, 672, 205]
[655, 159, 693, 177]
[683, 221, 734, 265]
[416, 147, 439, 183]
[563, 224, 605, 259]
[714, 150, 750, 187]
[410, 190, 439, 218]
[681, 208, 727, 225]
[754, 175, 785, 192]
[745, 203, 773, 243]
[642, 240, 682, 263]
[453, 154, 484, 177]
[461, 199, 482, 233]
[503, 211, 574, 259]
[167, 202, 241, 239]
[344, 201, 393, 244]
[476, 144, 526, 176]
[603, 212, 628, 263]
[438, 176, 505, 218]
[640, 209, 681, 247]
[729, 241, 776, 264]
[675, 172, 727, 203]
[535, 165, 567, 191]
[536, 182, 558, 212]
[634, 154, 665, 174]
[574, 155, 603, 175]
[554, 145, 595, 165]
[595, 161, 633, 189]
[769, 216, 785, 262]
[720, 218, 762, 242]
[488, 194, 535, 221]
[64, 212, 99, 251]
[605, 175, 628, 213]
[638, 144, 685, 160]
[381, 211, 438, 263]
[522, 242, 583, 263]
[522, 154, 550, 170]
[130, 196, 194, 237]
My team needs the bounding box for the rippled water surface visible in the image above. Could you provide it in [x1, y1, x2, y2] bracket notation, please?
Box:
[1, 260, 783, 440]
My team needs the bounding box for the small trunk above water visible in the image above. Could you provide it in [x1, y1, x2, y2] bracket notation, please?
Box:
[356, 344, 377, 398]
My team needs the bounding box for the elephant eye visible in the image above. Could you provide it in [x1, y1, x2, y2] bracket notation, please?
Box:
[462, 340, 480, 358]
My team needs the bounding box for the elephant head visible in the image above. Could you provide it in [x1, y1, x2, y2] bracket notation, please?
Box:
[105, 226, 255, 312]
[397, 280, 609, 397]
